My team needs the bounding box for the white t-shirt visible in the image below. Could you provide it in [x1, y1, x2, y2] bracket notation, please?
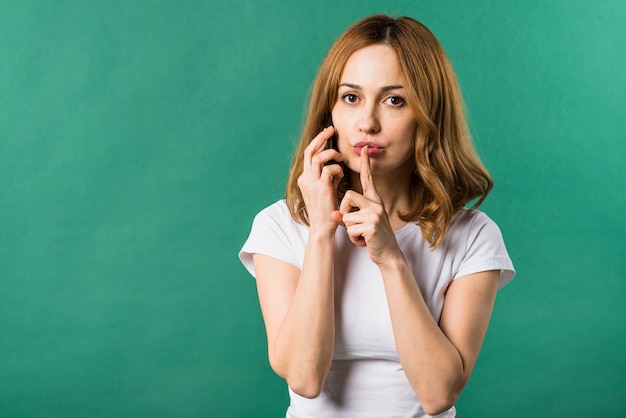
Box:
[239, 200, 515, 418]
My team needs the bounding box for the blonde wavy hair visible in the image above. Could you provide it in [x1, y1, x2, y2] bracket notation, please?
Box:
[286, 14, 493, 248]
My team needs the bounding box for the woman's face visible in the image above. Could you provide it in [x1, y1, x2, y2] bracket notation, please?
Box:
[331, 44, 418, 177]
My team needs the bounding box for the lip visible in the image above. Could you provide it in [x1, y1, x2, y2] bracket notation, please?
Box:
[353, 141, 384, 157]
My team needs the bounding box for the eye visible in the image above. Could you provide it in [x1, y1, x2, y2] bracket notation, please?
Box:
[342, 93, 358, 104]
[384, 95, 405, 107]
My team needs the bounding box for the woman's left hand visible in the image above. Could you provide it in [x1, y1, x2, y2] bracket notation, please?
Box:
[336, 146, 403, 266]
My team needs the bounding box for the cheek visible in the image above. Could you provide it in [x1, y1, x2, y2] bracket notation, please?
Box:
[331, 115, 351, 150]
[397, 120, 418, 146]
[337, 132, 353, 162]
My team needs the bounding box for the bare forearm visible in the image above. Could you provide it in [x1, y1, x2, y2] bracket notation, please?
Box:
[271, 230, 336, 397]
[380, 257, 465, 413]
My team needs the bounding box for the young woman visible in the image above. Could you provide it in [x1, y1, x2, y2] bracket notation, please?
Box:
[239, 14, 514, 417]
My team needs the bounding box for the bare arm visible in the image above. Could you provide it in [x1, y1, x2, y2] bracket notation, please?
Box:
[253, 235, 337, 398]
[253, 127, 344, 398]
[339, 147, 500, 414]
[380, 262, 498, 415]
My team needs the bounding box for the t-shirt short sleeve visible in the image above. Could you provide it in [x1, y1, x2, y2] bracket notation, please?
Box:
[453, 211, 515, 289]
[239, 200, 306, 278]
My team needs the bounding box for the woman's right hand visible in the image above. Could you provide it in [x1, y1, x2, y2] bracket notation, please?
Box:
[297, 126, 344, 235]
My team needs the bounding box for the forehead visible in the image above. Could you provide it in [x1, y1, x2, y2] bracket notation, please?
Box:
[340, 44, 403, 86]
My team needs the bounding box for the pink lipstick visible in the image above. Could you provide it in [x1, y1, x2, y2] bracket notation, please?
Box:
[353, 142, 383, 157]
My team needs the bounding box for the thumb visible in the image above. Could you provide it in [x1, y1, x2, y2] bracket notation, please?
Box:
[330, 210, 344, 226]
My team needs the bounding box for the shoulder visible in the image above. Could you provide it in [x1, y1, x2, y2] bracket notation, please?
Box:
[240, 200, 309, 276]
[252, 199, 303, 233]
[448, 208, 503, 243]
[451, 207, 497, 228]
[448, 208, 515, 288]
[253, 199, 291, 221]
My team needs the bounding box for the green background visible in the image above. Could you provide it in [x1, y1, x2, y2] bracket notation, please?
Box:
[1, 1, 624, 417]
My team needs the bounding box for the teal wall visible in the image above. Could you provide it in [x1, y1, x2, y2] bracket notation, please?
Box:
[1, 1, 624, 417]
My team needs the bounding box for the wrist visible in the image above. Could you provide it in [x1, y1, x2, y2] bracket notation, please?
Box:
[377, 249, 407, 274]
[308, 224, 338, 241]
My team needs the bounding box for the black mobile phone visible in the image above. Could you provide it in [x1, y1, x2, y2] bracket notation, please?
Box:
[324, 115, 339, 166]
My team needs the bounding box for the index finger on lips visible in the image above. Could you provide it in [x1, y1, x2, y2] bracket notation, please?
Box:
[359, 146, 380, 202]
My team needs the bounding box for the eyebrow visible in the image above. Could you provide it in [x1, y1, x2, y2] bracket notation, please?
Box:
[339, 83, 405, 92]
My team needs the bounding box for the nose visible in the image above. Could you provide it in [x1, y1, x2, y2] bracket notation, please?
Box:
[358, 103, 380, 133]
